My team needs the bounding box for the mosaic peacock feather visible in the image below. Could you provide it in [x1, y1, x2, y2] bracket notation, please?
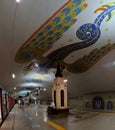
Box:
[45, 2, 115, 73]
[48, 2, 115, 61]
[66, 2, 115, 73]
[26, 0, 87, 50]
[15, 1, 115, 74]
[66, 43, 115, 73]
[15, 0, 88, 62]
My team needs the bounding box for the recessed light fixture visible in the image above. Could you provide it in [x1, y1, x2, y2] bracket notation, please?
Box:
[43, 88, 46, 91]
[35, 62, 39, 67]
[64, 79, 68, 82]
[12, 73, 16, 79]
[16, 0, 21, 3]
[113, 61, 115, 65]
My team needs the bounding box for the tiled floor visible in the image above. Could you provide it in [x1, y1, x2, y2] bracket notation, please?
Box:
[1, 104, 115, 130]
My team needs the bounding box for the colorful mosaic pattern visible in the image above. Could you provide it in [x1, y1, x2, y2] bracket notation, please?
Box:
[15, 0, 87, 63]
[48, 2, 115, 61]
[66, 43, 115, 73]
[15, 2, 115, 74]
[25, 0, 87, 51]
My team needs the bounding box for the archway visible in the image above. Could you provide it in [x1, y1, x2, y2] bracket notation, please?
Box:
[92, 96, 104, 109]
[86, 101, 90, 108]
[107, 101, 113, 110]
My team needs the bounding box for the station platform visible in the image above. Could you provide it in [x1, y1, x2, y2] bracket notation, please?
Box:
[1, 104, 115, 130]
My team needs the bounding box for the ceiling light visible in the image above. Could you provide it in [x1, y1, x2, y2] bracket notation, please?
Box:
[20, 83, 42, 87]
[12, 73, 16, 79]
[16, 0, 21, 3]
[43, 88, 46, 91]
[34, 62, 39, 67]
[64, 79, 68, 82]
[14, 87, 16, 90]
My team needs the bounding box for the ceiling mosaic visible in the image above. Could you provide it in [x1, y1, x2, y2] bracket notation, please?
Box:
[15, 0, 115, 74]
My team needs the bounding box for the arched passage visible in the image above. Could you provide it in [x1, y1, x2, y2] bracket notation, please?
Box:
[86, 101, 90, 108]
[107, 101, 113, 110]
[92, 96, 104, 109]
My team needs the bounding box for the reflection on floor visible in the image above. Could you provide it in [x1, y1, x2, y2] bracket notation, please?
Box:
[1, 104, 115, 130]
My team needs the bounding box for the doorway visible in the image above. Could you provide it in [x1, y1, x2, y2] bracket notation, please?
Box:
[107, 101, 113, 110]
[92, 96, 104, 109]
[86, 101, 90, 108]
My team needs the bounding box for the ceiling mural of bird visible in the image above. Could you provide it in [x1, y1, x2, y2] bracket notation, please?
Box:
[15, 0, 115, 74]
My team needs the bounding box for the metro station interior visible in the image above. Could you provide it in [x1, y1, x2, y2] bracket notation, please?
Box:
[1, 0, 115, 129]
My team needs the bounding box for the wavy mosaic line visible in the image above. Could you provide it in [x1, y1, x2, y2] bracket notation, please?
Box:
[66, 43, 115, 73]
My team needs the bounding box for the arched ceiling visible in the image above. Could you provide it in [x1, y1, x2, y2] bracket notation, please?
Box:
[1, 0, 115, 98]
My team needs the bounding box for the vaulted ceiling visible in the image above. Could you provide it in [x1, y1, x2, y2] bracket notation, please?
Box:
[1, 0, 115, 98]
